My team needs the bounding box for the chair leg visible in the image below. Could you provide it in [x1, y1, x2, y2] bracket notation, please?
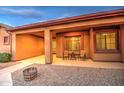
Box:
[78, 57, 80, 61]
[66, 57, 68, 60]
[83, 54, 86, 61]
[78, 56, 80, 60]
[63, 56, 65, 60]
[80, 57, 82, 61]
[80, 57, 83, 61]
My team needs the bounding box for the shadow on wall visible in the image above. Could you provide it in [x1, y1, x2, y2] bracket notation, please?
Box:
[16, 34, 44, 60]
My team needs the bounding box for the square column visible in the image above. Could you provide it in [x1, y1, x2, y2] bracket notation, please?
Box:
[44, 29, 53, 64]
[11, 33, 16, 61]
[120, 25, 124, 62]
[89, 28, 94, 59]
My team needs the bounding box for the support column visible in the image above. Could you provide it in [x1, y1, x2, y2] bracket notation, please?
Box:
[44, 29, 52, 64]
[11, 33, 16, 61]
[89, 28, 94, 59]
[120, 25, 124, 62]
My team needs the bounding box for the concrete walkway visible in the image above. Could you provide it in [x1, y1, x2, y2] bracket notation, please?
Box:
[0, 56, 45, 86]
[0, 55, 124, 86]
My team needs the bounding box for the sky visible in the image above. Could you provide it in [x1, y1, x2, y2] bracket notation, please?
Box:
[0, 6, 124, 27]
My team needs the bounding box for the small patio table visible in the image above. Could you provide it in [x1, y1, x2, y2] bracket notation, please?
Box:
[68, 52, 77, 60]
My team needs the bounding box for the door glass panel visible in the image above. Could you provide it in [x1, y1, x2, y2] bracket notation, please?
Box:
[65, 36, 80, 51]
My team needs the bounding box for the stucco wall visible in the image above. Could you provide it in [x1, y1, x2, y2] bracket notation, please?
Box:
[120, 25, 124, 62]
[93, 53, 122, 62]
[0, 27, 11, 53]
[84, 32, 90, 58]
[16, 34, 44, 60]
[56, 33, 64, 57]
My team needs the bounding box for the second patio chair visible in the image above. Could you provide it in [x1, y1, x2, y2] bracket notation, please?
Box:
[80, 50, 86, 61]
[63, 50, 69, 60]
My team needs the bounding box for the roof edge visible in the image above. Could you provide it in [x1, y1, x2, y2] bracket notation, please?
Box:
[8, 8, 124, 31]
[0, 23, 13, 29]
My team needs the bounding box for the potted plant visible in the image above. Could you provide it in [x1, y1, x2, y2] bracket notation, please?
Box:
[0, 53, 12, 62]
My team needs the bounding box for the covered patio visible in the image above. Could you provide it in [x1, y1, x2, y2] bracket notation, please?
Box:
[11, 25, 123, 64]
[10, 9, 124, 63]
[11, 24, 93, 63]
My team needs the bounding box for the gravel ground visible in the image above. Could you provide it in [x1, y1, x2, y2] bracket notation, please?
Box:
[12, 64, 124, 86]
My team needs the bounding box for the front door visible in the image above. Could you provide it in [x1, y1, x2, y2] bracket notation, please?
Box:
[65, 36, 81, 51]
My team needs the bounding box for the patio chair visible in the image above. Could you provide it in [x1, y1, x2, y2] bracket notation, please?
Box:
[63, 50, 69, 60]
[74, 51, 80, 60]
[80, 50, 86, 61]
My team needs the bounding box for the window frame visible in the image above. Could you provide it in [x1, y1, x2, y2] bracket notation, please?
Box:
[3, 36, 10, 45]
[94, 29, 119, 53]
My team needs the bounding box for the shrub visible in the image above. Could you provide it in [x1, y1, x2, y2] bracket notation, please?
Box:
[0, 53, 12, 62]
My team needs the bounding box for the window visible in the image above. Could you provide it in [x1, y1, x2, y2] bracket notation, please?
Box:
[4, 36, 10, 45]
[52, 39, 56, 53]
[65, 36, 80, 51]
[95, 31, 118, 51]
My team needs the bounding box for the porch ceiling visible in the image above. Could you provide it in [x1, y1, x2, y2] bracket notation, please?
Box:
[28, 31, 56, 38]
[27, 25, 120, 38]
[29, 31, 44, 38]
[28, 26, 89, 38]
[53, 26, 89, 33]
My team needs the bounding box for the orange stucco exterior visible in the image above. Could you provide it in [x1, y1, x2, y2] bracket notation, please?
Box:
[10, 27, 124, 62]
[6, 9, 124, 63]
[15, 34, 44, 60]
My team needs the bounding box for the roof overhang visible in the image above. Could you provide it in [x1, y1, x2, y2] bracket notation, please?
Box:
[8, 8, 124, 32]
